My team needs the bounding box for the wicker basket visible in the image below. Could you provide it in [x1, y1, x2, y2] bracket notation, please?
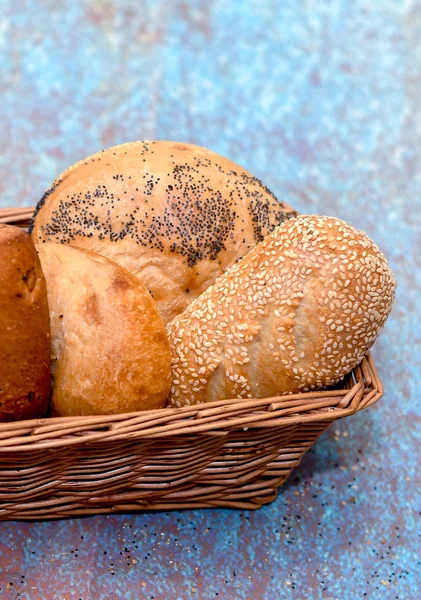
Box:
[0, 204, 383, 520]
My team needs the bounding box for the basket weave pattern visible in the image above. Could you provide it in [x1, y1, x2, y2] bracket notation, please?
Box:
[0, 205, 383, 520]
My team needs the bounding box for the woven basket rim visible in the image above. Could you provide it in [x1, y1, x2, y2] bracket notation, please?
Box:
[0, 204, 383, 452]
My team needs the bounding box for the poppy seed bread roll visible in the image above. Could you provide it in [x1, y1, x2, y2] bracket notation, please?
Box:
[167, 215, 396, 407]
[0, 225, 50, 421]
[37, 243, 172, 416]
[29, 141, 286, 324]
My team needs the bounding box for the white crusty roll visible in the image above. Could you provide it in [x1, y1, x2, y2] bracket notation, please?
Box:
[29, 141, 286, 324]
[167, 215, 396, 407]
[37, 243, 172, 416]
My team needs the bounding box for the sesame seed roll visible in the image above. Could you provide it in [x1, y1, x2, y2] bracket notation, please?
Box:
[167, 215, 396, 406]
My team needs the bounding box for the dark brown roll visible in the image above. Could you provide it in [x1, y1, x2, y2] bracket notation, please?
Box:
[0, 225, 50, 421]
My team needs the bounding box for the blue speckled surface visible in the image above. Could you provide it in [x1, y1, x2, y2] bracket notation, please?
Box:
[0, 1, 420, 598]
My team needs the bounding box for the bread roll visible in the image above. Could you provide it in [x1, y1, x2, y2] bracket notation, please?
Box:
[37, 243, 171, 416]
[167, 215, 396, 406]
[0, 225, 50, 421]
[29, 141, 286, 323]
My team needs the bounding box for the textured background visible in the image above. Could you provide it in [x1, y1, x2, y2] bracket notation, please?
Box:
[0, 1, 420, 599]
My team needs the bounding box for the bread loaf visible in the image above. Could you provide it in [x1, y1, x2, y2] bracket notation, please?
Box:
[37, 243, 172, 416]
[0, 225, 50, 420]
[167, 216, 396, 406]
[29, 141, 286, 323]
